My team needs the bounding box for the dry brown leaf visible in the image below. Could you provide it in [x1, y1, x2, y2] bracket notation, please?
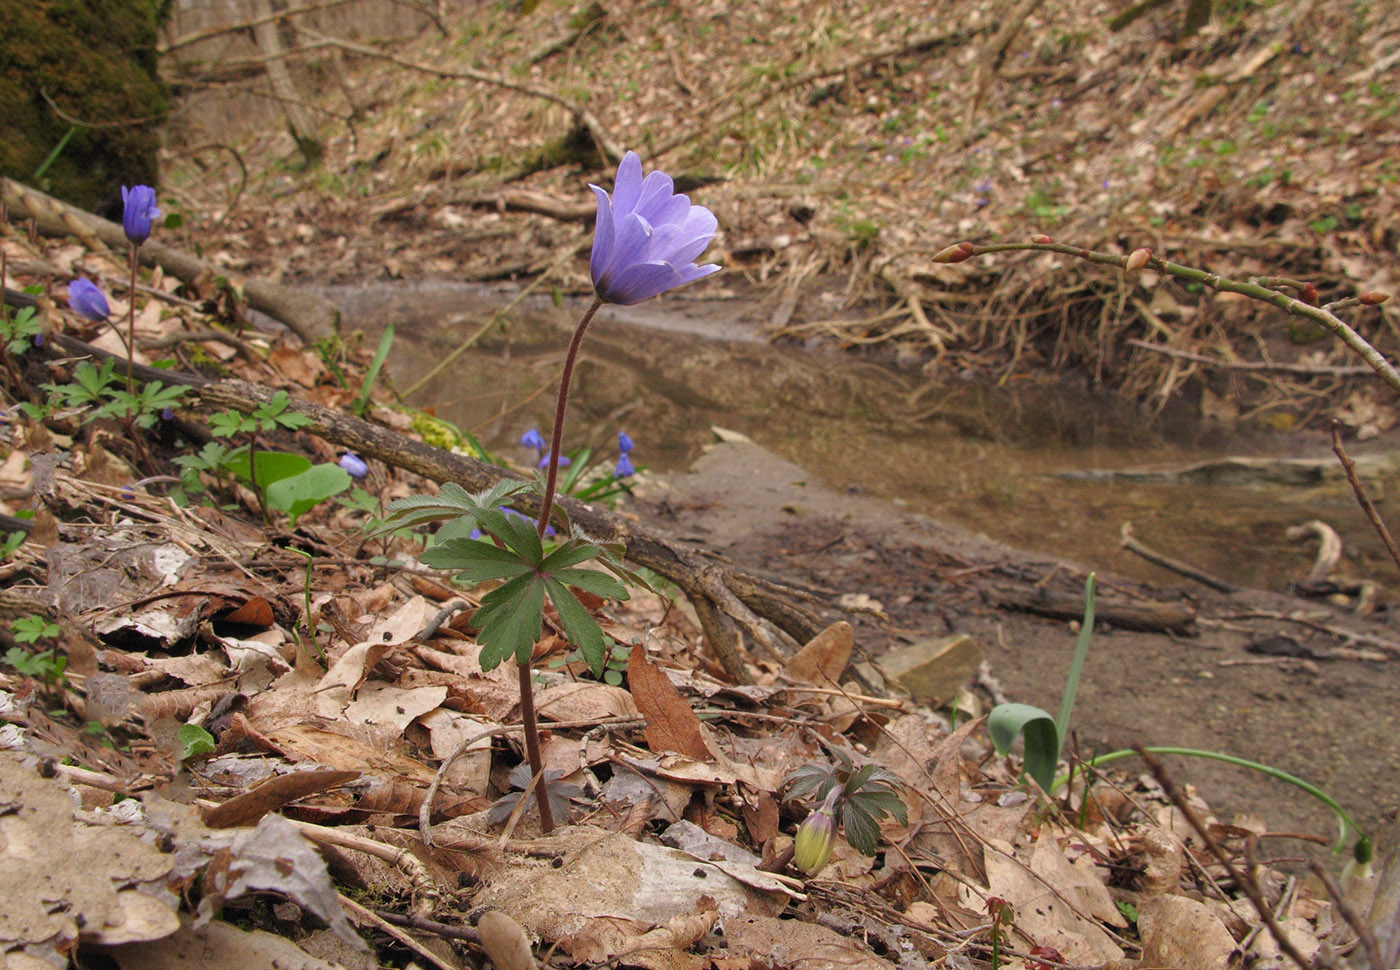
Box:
[534, 681, 639, 722]
[1136, 894, 1239, 970]
[477, 910, 537, 970]
[202, 769, 360, 829]
[722, 915, 895, 970]
[782, 620, 853, 686]
[627, 649, 710, 760]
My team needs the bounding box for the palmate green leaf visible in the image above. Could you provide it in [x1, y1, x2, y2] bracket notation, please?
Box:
[474, 572, 546, 670]
[421, 538, 534, 583]
[542, 576, 606, 675]
[551, 567, 627, 600]
[490, 507, 544, 565]
[849, 787, 908, 826]
[374, 480, 532, 535]
[842, 799, 882, 856]
[540, 539, 607, 572]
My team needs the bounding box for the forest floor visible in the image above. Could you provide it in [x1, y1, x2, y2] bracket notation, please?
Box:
[1, 1, 1399, 968]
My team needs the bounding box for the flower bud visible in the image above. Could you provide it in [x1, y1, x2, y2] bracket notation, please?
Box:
[1032, 234, 1053, 244]
[1300, 282, 1318, 306]
[1124, 248, 1152, 273]
[932, 241, 976, 263]
[793, 788, 841, 875]
[338, 452, 369, 478]
[1360, 291, 1390, 306]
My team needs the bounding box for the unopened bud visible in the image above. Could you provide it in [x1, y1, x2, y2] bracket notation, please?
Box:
[932, 241, 976, 263]
[1360, 291, 1390, 306]
[793, 788, 841, 875]
[1124, 248, 1152, 273]
[1032, 234, 1053, 244]
[1301, 282, 1318, 306]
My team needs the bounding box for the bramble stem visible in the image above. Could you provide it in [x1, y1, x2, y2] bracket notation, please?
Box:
[518, 295, 604, 833]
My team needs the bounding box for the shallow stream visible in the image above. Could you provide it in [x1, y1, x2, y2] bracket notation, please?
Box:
[321, 281, 1398, 597]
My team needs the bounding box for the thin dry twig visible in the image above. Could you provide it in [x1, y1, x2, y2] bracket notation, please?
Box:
[1331, 422, 1400, 578]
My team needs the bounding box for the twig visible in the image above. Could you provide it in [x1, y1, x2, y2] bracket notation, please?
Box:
[1128, 339, 1374, 378]
[1119, 521, 1240, 593]
[961, 242, 1400, 395]
[161, 0, 360, 53]
[1138, 747, 1316, 970]
[337, 893, 458, 970]
[1331, 423, 1400, 578]
[295, 28, 622, 163]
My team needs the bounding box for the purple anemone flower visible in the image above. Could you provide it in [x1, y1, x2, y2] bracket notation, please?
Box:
[121, 185, 161, 246]
[614, 453, 635, 479]
[589, 151, 721, 305]
[338, 452, 369, 479]
[68, 278, 110, 321]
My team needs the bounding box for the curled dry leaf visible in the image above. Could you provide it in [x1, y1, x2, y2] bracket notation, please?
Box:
[476, 910, 537, 970]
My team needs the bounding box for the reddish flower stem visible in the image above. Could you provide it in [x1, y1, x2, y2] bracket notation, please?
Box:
[518, 295, 603, 833]
[126, 245, 139, 393]
[535, 297, 604, 539]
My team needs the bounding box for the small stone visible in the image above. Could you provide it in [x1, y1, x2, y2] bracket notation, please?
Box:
[879, 634, 982, 705]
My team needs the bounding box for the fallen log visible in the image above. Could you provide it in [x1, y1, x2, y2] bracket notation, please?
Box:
[2, 178, 341, 344]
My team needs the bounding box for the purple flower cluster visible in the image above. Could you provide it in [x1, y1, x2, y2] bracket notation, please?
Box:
[614, 430, 635, 479]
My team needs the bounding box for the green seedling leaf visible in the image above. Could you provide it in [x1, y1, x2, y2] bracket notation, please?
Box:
[265, 463, 354, 525]
[352, 324, 394, 416]
[11, 615, 59, 643]
[374, 480, 533, 534]
[177, 723, 216, 761]
[222, 450, 312, 488]
[988, 702, 1059, 793]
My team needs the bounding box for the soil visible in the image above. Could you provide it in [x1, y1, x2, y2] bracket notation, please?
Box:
[639, 431, 1400, 848]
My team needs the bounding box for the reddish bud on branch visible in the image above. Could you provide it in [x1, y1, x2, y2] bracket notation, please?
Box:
[932, 241, 976, 263]
[1124, 248, 1152, 272]
[1360, 291, 1390, 306]
[1032, 234, 1053, 244]
[1301, 282, 1318, 306]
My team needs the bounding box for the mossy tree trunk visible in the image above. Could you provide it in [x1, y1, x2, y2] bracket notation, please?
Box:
[0, 0, 170, 216]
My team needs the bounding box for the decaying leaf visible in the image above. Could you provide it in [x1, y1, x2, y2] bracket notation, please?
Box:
[477, 910, 537, 970]
[782, 620, 853, 686]
[201, 769, 361, 829]
[627, 647, 711, 760]
[96, 916, 350, 970]
[197, 813, 367, 951]
[0, 751, 181, 963]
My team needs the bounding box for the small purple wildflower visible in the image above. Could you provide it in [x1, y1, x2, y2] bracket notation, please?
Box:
[68, 278, 110, 322]
[520, 428, 547, 452]
[589, 151, 721, 305]
[618, 431, 634, 453]
[614, 453, 635, 479]
[33, 333, 43, 347]
[121, 185, 161, 246]
[160, 407, 175, 421]
[338, 452, 369, 478]
[539, 454, 571, 470]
